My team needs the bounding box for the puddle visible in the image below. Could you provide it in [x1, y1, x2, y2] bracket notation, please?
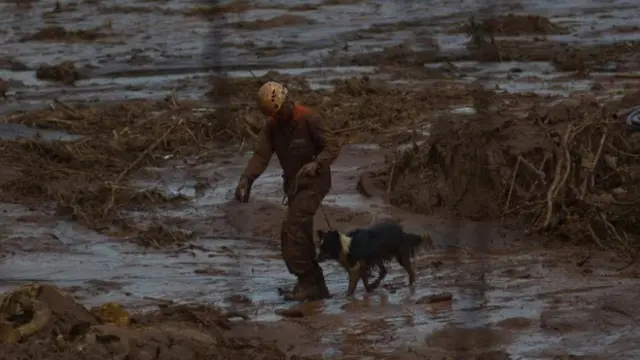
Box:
[1, 0, 640, 107]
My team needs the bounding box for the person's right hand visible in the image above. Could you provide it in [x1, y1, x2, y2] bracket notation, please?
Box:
[234, 177, 251, 203]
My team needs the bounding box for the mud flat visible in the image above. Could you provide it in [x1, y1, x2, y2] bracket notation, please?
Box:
[3, 0, 640, 358]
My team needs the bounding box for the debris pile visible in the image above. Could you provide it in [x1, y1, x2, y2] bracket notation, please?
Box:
[0, 284, 287, 360]
[207, 73, 469, 145]
[386, 92, 640, 259]
[462, 14, 569, 36]
[0, 73, 486, 237]
[0, 98, 240, 230]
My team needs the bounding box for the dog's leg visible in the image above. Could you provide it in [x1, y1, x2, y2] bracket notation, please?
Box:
[396, 253, 417, 286]
[367, 261, 387, 292]
[359, 262, 375, 293]
[346, 262, 362, 297]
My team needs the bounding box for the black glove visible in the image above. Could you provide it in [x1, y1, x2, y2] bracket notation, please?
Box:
[234, 176, 252, 203]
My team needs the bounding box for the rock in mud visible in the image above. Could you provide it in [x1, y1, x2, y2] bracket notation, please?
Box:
[36, 61, 85, 85]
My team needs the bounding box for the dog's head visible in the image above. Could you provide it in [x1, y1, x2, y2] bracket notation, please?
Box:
[316, 229, 347, 263]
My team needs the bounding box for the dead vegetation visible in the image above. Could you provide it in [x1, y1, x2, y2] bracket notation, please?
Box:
[384, 90, 640, 263]
[0, 97, 241, 232]
[465, 16, 557, 63]
[97, 5, 178, 15]
[228, 14, 314, 30]
[0, 284, 290, 360]
[182, 1, 253, 18]
[206, 72, 469, 146]
[455, 14, 569, 36]
[42, 1, 77, 17]
[463, 15, 640, 74]
[35, 61, 85, 85]
[551, 42, 640, 74]
[183, 1, 322, 18]
[0, 0, 37, 10]
[0, 74, 469, 241]
[322, 0, 364, 5]
[134, 224, 194, 248]
[19, 26, 113, 43]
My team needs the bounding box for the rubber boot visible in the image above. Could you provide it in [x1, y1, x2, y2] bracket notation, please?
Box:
[316, 270, 330, 299]
[284, 271, 330, 302]
[279, 280, 300, 296]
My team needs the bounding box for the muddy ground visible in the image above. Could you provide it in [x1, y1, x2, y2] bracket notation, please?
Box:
[2, 0, 640, 358]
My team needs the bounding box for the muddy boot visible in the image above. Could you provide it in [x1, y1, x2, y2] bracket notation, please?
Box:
[278, 280, 300, 296]
[283, 282, 324, 302]
[283, 272, 330, 302]
[315, 270, 330, 299]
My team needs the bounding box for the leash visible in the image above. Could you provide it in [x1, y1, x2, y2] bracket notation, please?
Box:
[319, 203, 333, 230]
[281, 168, 334, 230]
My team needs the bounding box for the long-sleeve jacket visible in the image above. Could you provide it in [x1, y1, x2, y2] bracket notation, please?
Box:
[242, 104, 340, 195]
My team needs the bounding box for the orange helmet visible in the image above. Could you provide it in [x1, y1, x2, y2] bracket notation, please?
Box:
[256, 81, 288, 116]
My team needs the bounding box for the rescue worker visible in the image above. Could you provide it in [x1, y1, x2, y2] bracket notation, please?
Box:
[234, 81, 341, 301]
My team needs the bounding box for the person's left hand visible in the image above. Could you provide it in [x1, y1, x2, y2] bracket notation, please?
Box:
[298, 161, 318, 177]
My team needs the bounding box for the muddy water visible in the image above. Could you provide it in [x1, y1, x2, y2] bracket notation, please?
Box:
[2, 0, 640, 112]
[3, 145, 640, 358]
[3, 0, 640, 357]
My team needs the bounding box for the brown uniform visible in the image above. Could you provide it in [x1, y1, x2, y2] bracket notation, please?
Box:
[241, 104, 340, 289]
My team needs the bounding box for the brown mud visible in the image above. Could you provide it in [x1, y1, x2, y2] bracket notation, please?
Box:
[0, 284, 288, 360]
[3, 0, 640, 358]
[36, 61, 85, 84]
[381, 90, 640, 260]
[19, 26, 116, 43]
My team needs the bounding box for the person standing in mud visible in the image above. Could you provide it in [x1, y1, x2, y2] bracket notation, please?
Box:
[234, 81, 341, 301]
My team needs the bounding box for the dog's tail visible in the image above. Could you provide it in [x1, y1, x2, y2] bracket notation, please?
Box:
[405, 231, 435, 257]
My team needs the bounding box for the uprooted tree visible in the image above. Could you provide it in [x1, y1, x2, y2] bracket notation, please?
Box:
[387, 92, 640, 261]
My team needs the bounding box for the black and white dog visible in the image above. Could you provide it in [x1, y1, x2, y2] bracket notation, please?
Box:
[316, 222, 431, 296]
